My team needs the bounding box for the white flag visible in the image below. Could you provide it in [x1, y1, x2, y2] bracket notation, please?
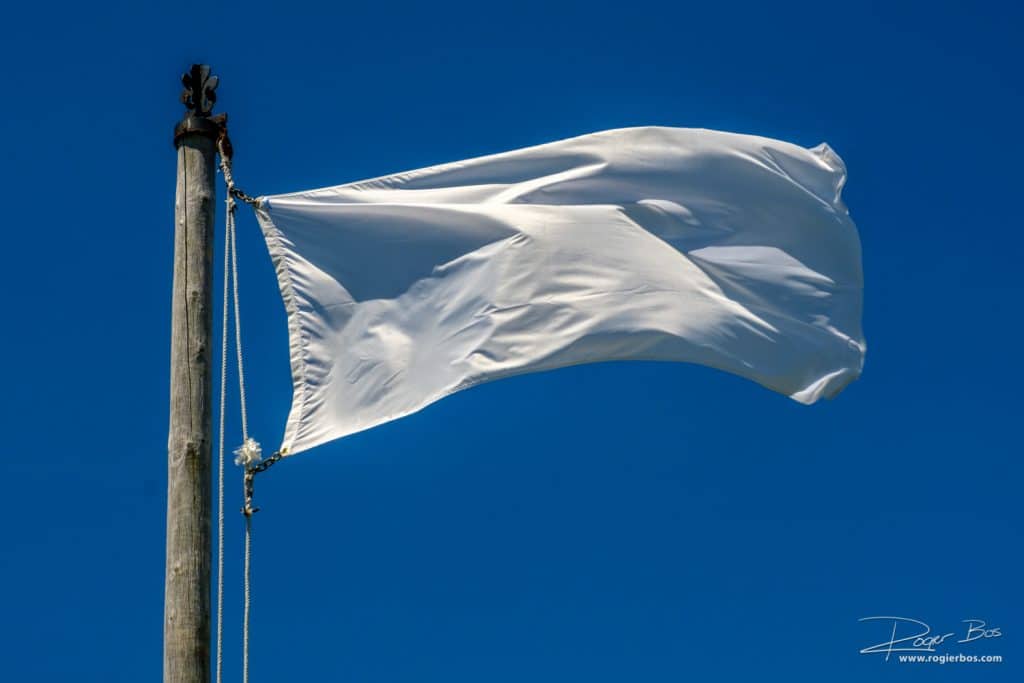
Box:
[256, 127, 864, 455]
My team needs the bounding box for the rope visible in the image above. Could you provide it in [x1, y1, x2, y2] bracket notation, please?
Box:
[217, 132, 260, 207]
[229, 199, 253, 683]
[243, 515, 252, 683]
[228, 195, 252, 683]
[216, 129, 268, 683]
[215, 172, 231, 683]
[231, 204, 248, 441]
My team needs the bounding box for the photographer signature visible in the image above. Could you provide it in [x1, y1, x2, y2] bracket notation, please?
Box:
[859, 617, 1002, 661]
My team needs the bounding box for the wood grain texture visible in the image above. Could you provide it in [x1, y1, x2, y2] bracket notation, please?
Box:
[165, 133, 216, 683]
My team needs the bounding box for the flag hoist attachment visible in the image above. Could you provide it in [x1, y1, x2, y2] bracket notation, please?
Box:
[214, 123, 278, 683]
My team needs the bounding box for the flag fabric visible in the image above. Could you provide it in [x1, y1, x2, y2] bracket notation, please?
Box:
[255, 127, 865, 455]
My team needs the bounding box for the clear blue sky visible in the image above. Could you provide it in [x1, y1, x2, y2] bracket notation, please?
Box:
[1, 1, 1020, 680]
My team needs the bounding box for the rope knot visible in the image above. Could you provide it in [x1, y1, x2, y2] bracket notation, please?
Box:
[234, 437, 262, 467]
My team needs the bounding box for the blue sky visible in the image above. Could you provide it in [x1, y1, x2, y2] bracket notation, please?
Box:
[0, 0, 1020, 680]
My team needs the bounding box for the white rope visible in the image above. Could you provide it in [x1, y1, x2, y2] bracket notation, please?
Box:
[243, 514, 252, 683]
[215, 178, 247, 683]
[215, 188, 231, 683]
[228, 198, 254, 683]
[230, 194, 249, 441]
[217, 133, 261, 683]
[217, 132, 269, 683]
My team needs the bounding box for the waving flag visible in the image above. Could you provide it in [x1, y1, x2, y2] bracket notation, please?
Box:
[256, 127, 865, 455]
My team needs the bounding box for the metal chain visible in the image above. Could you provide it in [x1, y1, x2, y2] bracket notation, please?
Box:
[229, 185, 260, 206]
[250, 450, 284, 475]
[242, 451, 284, 516]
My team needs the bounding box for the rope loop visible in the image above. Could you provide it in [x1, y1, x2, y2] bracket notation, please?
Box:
[217, 126, 260, 207]
[212, 118, 273, 683]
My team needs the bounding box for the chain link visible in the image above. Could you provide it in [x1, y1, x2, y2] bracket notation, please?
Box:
[252, 450, 284, 474]
[229, 186, 260, 206]
[242, 451, 284, 517]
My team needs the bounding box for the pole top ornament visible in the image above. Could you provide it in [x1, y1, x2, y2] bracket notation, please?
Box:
[181, 64, 219, 117]
[174, 64, 225, 147]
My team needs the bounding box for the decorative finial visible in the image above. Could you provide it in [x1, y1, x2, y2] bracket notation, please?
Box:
[180, 64, 219, 117]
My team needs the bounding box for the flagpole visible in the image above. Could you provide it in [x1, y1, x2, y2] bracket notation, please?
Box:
[165, 64, 221, 683]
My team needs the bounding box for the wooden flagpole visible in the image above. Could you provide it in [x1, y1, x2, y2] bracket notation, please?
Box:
[165, 64, 222, 683]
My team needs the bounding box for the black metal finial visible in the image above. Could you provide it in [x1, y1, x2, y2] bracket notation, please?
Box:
[174, 64, 225, 147]
[181, 64, 219, 117]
